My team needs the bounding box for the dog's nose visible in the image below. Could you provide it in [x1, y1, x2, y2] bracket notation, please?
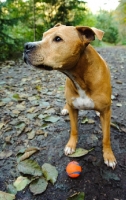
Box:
[24, 42, 36, 52]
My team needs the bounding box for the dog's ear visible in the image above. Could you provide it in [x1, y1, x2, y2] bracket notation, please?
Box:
[76, 26, 104, 43]
[54, 23, 62, 27]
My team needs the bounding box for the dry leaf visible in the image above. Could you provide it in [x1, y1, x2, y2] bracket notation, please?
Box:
[0, 123, 4, 129]
[27, 107, 36, 113]
[19, 147, 40, 161]
[0, 150, 12, 159]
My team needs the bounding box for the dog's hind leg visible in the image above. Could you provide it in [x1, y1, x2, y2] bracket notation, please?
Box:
[100, 107, 117, 169]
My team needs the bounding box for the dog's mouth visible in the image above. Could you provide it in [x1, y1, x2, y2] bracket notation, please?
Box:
[23, 53, 53, 71]
[34, 64, 53, 71]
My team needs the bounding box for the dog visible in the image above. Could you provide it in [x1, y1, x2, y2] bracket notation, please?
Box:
[24, 23, 117, 169]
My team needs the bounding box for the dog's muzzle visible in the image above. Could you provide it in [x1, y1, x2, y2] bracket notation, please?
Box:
[23, 42, 53, 71]
[23, 42, 36, 65]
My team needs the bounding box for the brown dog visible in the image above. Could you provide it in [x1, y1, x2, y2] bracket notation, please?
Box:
[24, 24, 117, 169]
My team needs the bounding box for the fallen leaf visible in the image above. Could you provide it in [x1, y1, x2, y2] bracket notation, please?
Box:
[67, 192, 85, 200]
[88, 119, 95, 124]
[2, 97, 11, 103]
[58, 85, 65, 90]
[27, 130, 36, 140]
[42, 163, 58, 184]
[110, 122, 120, 130]
[0, 102, 5, 107]
[81, 117, 88, 124]
[44, 108, 55, 114]
[35, 130, 45, 135]
[38, 114, 46, 119]
[12, 110, 20, 115]
[28, 96, 37, 101]
[25, 147, 41, 152]
[111, 95, 116, 100]
[35, 85, 42, 91]
[5, 136, 11, 143]
[13, 176, 31, 191]
[12, 94, 20, 101]
[116, 80, 122, 84]
[0, 150, 12, 159]
[27, 107, 36, 113]
[0, 123, 4, 129]
[44, 115, 60, 123]
[15, 122, 26, 135]
[101, 170, 120, 181]
[29, 177, 48, 195]
[41, 123, 49, 129]
[116, 103, 122, 107]
[17, 159, 42, 176]
[7, 184, 17, 195]
[0, 191, 15, 200]
[121, 127, 126, 133]
[27, 113, 37, 120]
[16, 104, 26, 111]
[68, 148, 93, 158]
[19, 147, 40, 162]
[39, 101, 50, 108]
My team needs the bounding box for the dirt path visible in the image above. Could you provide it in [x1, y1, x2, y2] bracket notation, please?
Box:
[0, 46, 126, 200]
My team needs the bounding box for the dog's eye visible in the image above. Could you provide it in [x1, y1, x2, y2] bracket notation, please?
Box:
[54, 36, 62, 42]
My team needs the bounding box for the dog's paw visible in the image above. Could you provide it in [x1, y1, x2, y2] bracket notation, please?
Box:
[103, 150, 117, 169]
[64, 146, 75, 155]
[104, 159, 117, 169]
[61, 108, 69, 115]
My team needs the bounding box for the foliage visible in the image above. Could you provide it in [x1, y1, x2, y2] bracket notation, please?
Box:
[0, 0, 126, 61]
[96, 10, 118, 44]
[115, 0, 126, 44]
[0, 0, 32, 60]
[0, 0, 87, 61]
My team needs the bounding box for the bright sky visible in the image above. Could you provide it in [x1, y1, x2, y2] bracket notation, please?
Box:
[86, 0, 119, 13]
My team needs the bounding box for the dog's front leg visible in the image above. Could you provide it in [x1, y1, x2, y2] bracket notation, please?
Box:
[64, 104, 78, 155]
[100, 108, 117, 169]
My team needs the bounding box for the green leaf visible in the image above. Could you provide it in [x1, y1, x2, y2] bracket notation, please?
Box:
[58, 86, 65, 91]
[0, 191, 15, 200]
[7, 184, 17, 195]
[68, 148, 93, 158]
[42, 163, 58, 184]
[44, 116, 60, 123]
[67, 192, 85, 200]
[17, 159, 42, 177]
[29, 177, 48, 195]
[39, 101, 50, 107]
[41, 123, 49, 129]
[38, 114, 46, 119]
[15, 122, 26, 136]
[13, 176, 31, 191]
[2, 98, 11, 103]
[12, 94, 20, 100]
[101, 170, 120, 181]
[81, 117, 88, 124]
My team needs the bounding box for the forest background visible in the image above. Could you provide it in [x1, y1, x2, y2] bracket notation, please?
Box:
[0, 0, 126, 61]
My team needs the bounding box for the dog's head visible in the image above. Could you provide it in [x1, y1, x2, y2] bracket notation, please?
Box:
[24, 24, 104, 71]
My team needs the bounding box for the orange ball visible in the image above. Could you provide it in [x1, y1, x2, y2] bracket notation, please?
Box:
[66, 161, 82, 178]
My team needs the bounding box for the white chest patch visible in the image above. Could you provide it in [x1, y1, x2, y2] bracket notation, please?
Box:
[72, 94, 94, 110]
[64, 71, 94, 110]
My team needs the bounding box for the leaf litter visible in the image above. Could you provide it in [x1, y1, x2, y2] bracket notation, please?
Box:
[0, 47, 126, 199]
